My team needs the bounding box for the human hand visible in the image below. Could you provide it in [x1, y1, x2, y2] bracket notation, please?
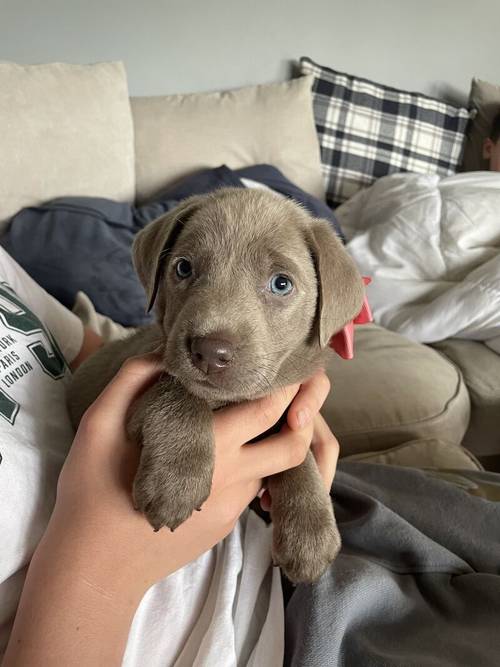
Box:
[49, 356, 337, 597]
[259, 411, 339, 512]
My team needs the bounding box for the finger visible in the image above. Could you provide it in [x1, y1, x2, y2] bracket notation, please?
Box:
[310, 414, 340, 491]
[259, 415, 339, 511]
[286, 369, 331, 431]
[85, 354, 163, 429]
[241, 421, 314, 478]
[189, 478, 262, 538]
[260, 489, 271, 512]
[213, 383, 300, 447]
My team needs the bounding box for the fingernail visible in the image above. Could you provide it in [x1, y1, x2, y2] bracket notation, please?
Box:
[297, 408, 311, 428]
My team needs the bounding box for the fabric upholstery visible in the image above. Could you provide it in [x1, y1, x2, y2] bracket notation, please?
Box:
[300, 57, 470, 206]
[131, 75, 325, 203]
[321, 325, 470, 455]
[343, 437, 482, 471]
[0, 61, 135, 230]
[432, 338, 500, 457]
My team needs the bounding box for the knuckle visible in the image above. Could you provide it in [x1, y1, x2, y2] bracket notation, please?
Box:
[78, 406, 101, 438]
[219, 500, 241, 529]
[260, 397, 284, 429]
[121, 356, 148, 374]
[289, 434, 309, 467]
[318, 372, 331, 396]
[309, 372, 330, 407]
[329, 433, 340, 455]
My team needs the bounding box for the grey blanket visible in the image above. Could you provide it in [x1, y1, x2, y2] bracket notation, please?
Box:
[285, 462, 500, 667]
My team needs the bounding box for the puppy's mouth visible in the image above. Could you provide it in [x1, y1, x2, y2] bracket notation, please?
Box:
[188, 369, 224, 388]
[162, 327, 280, 401]
[165, 350, 275, 402]
[174, 362, 254, 400]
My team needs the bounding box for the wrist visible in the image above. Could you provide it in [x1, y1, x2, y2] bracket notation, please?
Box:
[3, 514, 146, 666]
[37, 507, 151, 604]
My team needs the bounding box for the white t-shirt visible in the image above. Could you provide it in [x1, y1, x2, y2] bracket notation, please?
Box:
[0, 247, 284, 666]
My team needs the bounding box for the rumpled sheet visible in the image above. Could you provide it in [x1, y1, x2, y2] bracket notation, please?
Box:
[285, 461, 500, 667]
[337, 172, 500, 353]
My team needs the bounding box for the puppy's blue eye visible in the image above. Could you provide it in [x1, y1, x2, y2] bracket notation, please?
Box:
[269, 274, 293, 295]
[175, 258, 192, 279]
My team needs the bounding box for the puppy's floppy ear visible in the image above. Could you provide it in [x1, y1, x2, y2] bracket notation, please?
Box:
[133, 196, 203, 312]
[307, 219, 364, 347]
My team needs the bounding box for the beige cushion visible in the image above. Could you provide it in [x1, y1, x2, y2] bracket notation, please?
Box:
[0, 61, 135, 230]
[321, 325, 470, 456]
[432, 338, 500, 457]
[343, 437, 482, 471]
[131, 75, 324, 203]
[461, 78, 500, 172]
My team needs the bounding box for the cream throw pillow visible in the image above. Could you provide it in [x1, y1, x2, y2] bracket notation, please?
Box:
[0, 61, 135, 230]
[131, 75, 325, 203]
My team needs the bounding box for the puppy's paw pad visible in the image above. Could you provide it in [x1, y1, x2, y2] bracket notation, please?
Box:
[272, 505, 341, 584]
[133, 464, 212, 532]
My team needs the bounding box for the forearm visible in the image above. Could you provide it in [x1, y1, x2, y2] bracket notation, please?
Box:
[2, 517, 146, 667]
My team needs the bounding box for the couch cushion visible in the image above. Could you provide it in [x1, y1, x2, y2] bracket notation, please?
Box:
[343, 437, 482, 471]
[0, 61, 135, 231]
[321, 325, 470, 455]
[131, 75, 325, 203]
[432, 338, 500, 457]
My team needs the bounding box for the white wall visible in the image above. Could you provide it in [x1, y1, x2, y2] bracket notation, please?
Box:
[2, 0, 498, 104]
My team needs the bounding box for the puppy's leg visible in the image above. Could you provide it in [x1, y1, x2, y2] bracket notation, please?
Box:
[268, 451, 341, 583]
[129, 376, 213, 532]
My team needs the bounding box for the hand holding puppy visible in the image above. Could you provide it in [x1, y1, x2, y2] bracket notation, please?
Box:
[56, 355, 339, 593]
[4, 355, 338, 667]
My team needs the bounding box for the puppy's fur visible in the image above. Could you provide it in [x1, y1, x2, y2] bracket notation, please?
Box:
[68, 188, 364, 583]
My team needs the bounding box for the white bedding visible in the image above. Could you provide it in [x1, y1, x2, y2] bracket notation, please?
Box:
[336, 171, 500, 353]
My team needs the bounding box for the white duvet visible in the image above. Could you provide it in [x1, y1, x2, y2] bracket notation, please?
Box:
[336, 171, 500, 354]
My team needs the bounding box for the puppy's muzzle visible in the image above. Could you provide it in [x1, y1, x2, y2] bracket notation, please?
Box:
[190, 335, 235, 374]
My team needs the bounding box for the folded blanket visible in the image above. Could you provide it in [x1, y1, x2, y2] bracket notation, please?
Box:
[1, 165, 342, 326]
[285, 461, 500, 667]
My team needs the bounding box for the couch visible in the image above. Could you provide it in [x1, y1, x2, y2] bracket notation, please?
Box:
[0, 60, 496, 473]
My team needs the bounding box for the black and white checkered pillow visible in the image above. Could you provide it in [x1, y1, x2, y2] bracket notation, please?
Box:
[300, 57, 470, 207]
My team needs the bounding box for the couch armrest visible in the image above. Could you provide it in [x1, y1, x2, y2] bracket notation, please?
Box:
[432, 339, 500, 457]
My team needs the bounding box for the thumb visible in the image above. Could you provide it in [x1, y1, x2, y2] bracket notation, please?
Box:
[89, 354, 163, 432]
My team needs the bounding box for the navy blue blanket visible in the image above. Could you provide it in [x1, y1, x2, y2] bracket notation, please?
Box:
[1, 165, 341, 326]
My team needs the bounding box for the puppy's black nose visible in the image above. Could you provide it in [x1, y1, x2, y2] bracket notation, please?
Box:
[190, 336, 235, 374]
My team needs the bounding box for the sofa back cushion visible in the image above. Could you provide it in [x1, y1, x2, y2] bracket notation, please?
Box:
[131, 75, 325, 203]
[0, 61, 135, 231]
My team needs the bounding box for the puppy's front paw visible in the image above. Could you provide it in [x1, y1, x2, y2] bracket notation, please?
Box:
[133, 452, 213, 532]
[272, 499, 341, 584]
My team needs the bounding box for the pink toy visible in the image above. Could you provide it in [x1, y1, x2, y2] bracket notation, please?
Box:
[329, 277, 372, 359]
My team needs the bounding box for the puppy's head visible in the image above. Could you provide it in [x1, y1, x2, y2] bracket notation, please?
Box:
[133, 188, 363, 401]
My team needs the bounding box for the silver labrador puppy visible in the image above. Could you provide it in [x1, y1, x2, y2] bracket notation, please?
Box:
[68, 187, 364, 583]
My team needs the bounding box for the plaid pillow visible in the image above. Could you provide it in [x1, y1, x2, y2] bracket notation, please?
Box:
[300, 57, 470, 207]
